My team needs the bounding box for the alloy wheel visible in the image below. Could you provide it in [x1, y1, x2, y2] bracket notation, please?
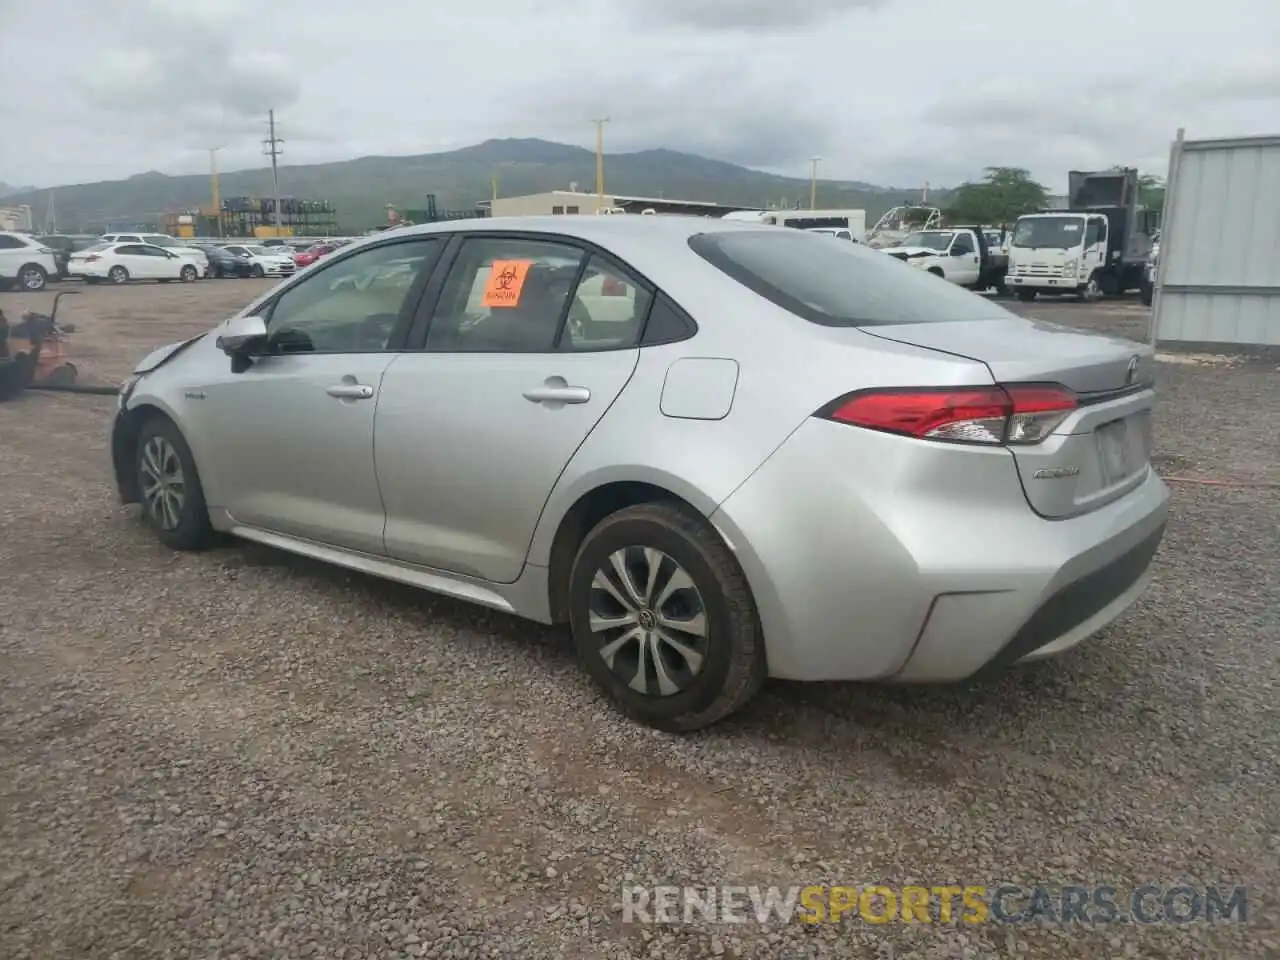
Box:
[140, 436, 186, 531]
[20, 267, 44, 290]
[588, 546, 708, 697]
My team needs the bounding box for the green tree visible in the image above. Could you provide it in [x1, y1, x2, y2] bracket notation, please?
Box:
[944, 167, 1050, 226]
[1138, 173, 1165, 213]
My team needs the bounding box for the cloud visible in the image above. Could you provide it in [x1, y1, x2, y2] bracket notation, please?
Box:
[70, 1, 298, 149]
[627, 0, 885, 31]
[1, 0, 1278, 191]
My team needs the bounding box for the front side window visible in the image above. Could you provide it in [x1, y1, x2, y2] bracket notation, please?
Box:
[265, 239, 442, 354]
[425, 237, 586, 353]
[115, 245, 146, 256]
[689, 229, 1011, 327]
[950, 233, 975, 255]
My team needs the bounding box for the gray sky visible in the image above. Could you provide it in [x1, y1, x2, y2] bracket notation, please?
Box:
[1, 0, 1277, 192]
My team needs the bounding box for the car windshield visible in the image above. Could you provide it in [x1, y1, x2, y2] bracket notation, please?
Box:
[899, 231, 954, 251]
[1012, 216, 1084, 249]
[246, 246, 272, 256]
[142, 235, 177, 246]
[689, 229, 1011, 327]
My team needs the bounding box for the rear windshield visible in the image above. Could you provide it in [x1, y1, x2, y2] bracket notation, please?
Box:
[688, 229, 1010, 326]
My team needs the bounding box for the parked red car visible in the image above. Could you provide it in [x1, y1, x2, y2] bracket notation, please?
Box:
[293, 243, 335, 268]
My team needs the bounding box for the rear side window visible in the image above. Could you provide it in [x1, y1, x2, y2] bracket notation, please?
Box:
[688, 230, 1011, 327]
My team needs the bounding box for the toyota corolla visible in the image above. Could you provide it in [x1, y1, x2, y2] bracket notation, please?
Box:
[110, 216, 1168, 731]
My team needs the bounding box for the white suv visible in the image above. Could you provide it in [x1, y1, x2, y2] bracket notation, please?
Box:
[0, 231, 59, 291]
[99, 233, 209, 277]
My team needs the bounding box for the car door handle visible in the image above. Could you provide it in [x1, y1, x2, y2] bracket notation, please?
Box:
[326, 383, 374, 400]
[523, 384, 590, 404]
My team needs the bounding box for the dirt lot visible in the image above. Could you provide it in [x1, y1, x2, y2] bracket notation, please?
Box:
[1, 280, 1277, 959]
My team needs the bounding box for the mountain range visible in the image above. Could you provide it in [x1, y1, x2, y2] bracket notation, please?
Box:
[0, 139, 950, 232]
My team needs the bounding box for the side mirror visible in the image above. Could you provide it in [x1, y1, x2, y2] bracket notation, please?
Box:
[215, 314, 268, 356]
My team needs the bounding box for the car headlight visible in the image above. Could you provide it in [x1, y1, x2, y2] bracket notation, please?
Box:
[1063, 259, 1078, 273]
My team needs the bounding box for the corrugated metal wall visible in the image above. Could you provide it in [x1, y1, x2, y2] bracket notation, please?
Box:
[1153, 133, 1280, 346]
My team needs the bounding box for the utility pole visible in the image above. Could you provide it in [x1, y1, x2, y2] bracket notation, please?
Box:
[43, 189, 56, 234]
[209, 147, 223, 237]
[592, 117, 609, 212]
[808, 156, 822, 209]
[262, 110, 284, 236]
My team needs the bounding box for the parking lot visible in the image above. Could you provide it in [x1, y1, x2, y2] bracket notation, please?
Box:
[1, 281, 1276, 959]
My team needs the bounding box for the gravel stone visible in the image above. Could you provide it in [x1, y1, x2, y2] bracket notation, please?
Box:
[0, 286, 1275, 958]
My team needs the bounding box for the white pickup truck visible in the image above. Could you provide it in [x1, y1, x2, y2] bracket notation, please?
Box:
[882, 226, 1008, 291]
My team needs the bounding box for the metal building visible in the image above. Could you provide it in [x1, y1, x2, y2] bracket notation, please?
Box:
[1152, 130, 1280, 348]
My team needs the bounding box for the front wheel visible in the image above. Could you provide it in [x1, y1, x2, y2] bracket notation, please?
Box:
[18, 264, 47, 291]
[1078, 276, 1102, 302]
[1016, 289, 1036, 302]
[135, 418, 214, 551]
[251, 264, 265, 278]
[108, 266, 129, 284]
[568, 502, 766, 731]
[180, 264, 198, 282]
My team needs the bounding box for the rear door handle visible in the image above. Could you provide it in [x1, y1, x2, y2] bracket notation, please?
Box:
[523, 380, 590, 404]
[327, 383, 374, 400]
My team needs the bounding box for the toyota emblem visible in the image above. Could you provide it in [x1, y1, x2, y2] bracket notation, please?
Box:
[1125, 356, 1140, 385]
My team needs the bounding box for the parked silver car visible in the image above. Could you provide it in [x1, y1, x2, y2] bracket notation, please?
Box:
[111, 217, 1169, 730]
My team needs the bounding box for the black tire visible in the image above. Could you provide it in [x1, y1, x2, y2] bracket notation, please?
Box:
[135, 417, 214, 551]
[180, 264, 198, 282]
[18, 264, 47, 292]
[108, 266, 129, 284]
[568, 502, 766, 731]
[251, 264, 265, 278]
[46, 364, 76, 386]
[1017, 289, 1036, 302]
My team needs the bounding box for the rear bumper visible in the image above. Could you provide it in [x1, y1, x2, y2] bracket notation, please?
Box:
[711, 417, 1169, 683]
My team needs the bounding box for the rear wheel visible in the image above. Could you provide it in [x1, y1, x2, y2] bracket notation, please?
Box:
[108, 266, 129, 284]
[568, 502, 766, 731]
[18, 264, 47, 291]
[180, 264, 198, 282]
[135, 418, 214, 551]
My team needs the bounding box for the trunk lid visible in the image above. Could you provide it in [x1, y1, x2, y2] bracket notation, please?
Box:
[861, 316, 1155, 518]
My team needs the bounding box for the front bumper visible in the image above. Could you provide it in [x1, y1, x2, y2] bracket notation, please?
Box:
[711, 417, 1170, 682]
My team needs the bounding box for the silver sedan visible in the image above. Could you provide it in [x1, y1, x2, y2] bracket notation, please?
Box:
[111, 216, 1169, 730]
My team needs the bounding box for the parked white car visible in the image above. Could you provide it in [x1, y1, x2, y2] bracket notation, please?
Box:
[0, 231, 59, 291]
[69, 242, 202, 284]
[219, 244, 298, 278]
[98, 233, 209, 277]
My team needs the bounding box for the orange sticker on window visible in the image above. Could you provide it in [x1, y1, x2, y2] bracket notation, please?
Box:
[481, 260, 532, 308]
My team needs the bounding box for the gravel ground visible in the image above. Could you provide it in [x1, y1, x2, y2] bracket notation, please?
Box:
[0, 282, 1276, 959]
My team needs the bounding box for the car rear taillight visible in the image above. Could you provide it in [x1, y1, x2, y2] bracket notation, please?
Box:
[819, 384, 1077, 445]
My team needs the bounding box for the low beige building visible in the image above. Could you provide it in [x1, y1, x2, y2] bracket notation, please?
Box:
[484, 191, 754, 219]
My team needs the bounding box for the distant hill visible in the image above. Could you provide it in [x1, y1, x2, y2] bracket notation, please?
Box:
[0, 139, 952, 232]
[0, 181, 36, 200]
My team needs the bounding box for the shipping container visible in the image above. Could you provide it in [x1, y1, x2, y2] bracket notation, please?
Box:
[1152, 130, 1280, 348]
